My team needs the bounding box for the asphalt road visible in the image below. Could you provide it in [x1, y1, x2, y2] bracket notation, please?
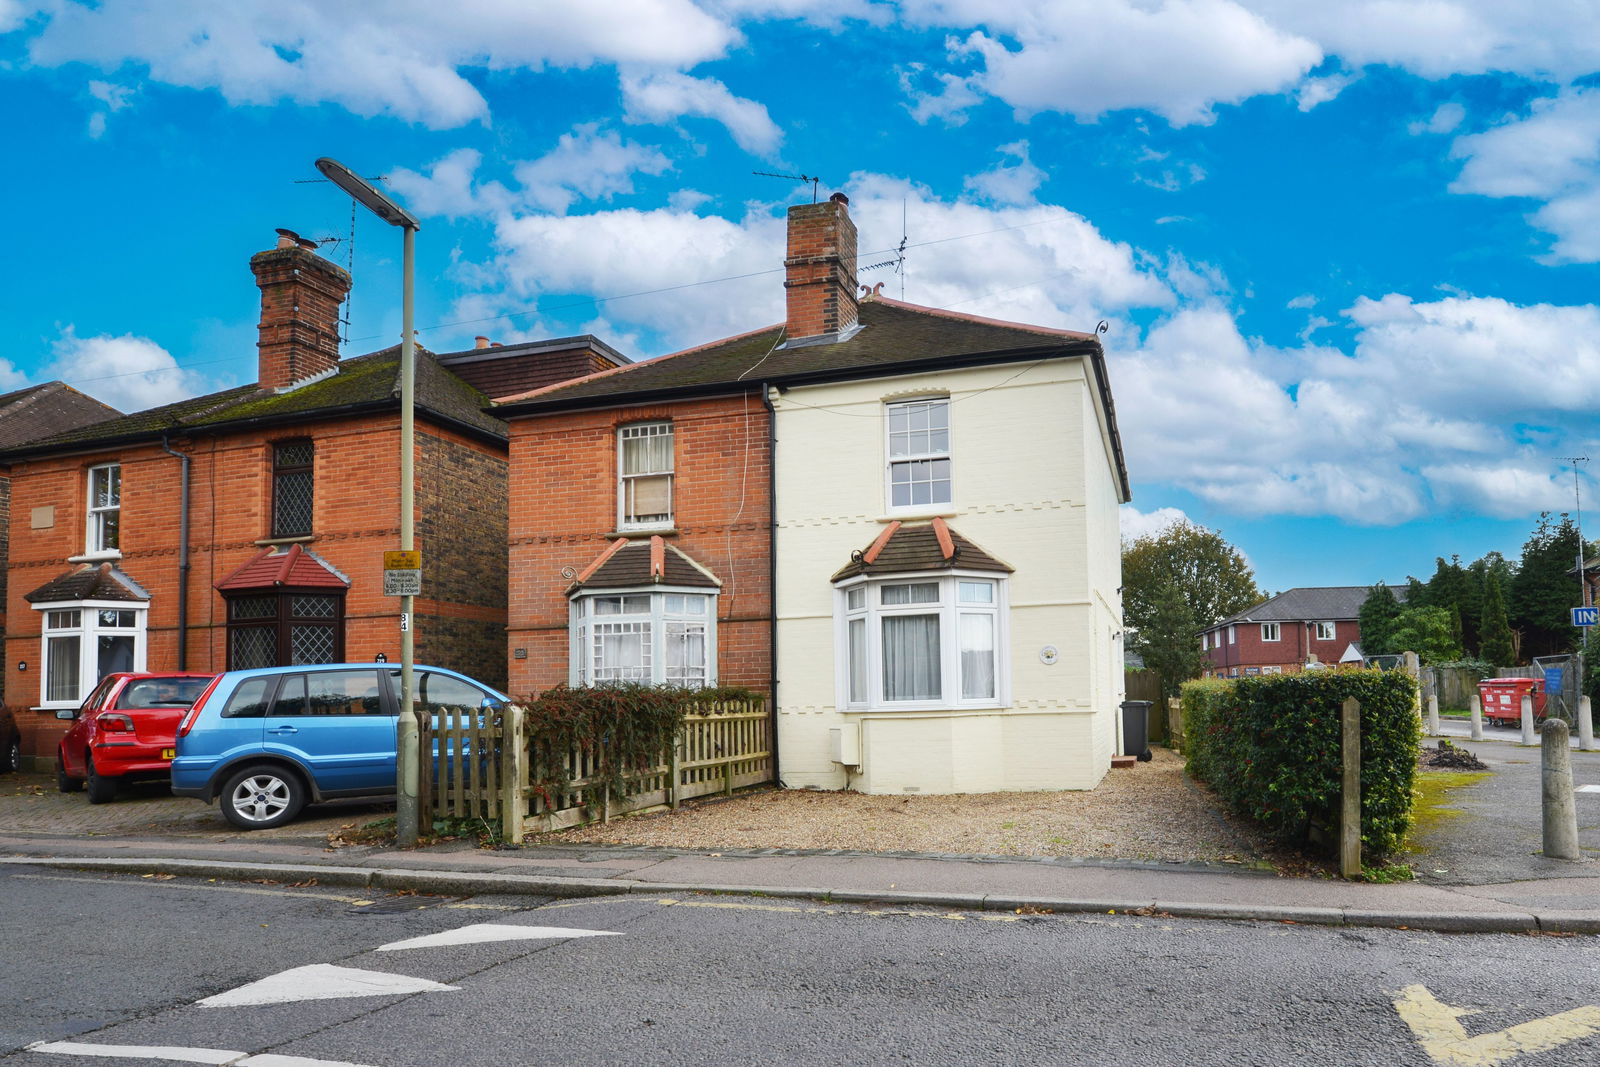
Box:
[4, 864, 1598, 1066]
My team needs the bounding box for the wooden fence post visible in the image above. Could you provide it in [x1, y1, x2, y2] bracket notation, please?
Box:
[1340, 696, 1362, 879]
[417, 714, 433, 824]
[502, 703, 525, 845]
[670, 735, 682, 809]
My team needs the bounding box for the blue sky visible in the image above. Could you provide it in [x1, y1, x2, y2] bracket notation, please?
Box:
[3, 1, 1599, 596]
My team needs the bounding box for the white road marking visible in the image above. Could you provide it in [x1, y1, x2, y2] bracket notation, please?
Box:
[24, 1042, 377, 1066]
[1577, 784, 1600, 794]
[378, 923, 622, 951]
[198, 964, 456, 1007]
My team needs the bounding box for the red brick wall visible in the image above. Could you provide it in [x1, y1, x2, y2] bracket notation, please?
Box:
[505, 393, 772, 699]
[1202, 618, 1363, 676]
[784, 201, 858, 340]
[4, 414, 507, 762]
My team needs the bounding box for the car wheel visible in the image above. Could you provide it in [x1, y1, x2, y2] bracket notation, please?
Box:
[1, 736, 18, 774]
[85, 753, 118, 805]
[57, 754, 84, 793]
[219, 764, 306, 830]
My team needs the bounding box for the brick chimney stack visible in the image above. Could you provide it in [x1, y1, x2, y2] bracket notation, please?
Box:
[784, 193, 858, 343]
[250, 228, 352, 390]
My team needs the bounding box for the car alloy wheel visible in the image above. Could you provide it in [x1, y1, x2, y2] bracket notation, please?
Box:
[85, 752, 118, 805]
[220, 764, 306, 830]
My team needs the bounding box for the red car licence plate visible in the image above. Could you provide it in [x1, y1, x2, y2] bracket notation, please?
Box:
[161, 748, 175, 759]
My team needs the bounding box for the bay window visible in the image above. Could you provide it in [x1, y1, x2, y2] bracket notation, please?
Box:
[838, 573, 1006, 710]
[571, 589, 716, 687]
[37, 602, 147, 708]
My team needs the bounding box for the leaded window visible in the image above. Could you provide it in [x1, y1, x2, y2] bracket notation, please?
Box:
[272, 440, 314, 538]
[224, 590, 344, 669]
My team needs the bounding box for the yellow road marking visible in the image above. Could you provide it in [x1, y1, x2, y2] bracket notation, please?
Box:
[14, 872, 373, 906]
[1395, 984, 1600, 1066]
[651, 897, 1018, 922]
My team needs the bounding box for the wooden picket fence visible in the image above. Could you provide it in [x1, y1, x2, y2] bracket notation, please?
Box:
[421, 696, 772, 844]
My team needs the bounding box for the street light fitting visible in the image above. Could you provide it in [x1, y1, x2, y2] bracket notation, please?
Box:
[314, 157, 420, 231]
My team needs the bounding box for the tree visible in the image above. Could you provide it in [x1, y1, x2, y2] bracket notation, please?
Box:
[1509, 513, 1582, 659]
[1358, 583, 1403, 657]
[1130, 583, 1205, 699]
[1425, 556, 1473, 651]
[1479, 570, 1516, 667]
[1388, 605, 1462, 664]
[1122, 520, 1263, 636]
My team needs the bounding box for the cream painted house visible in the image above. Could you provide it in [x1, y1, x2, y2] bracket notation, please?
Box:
[770, 319, 1128, 793]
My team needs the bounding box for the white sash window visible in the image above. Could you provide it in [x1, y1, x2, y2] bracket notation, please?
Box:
[838, 573, 1006, 711]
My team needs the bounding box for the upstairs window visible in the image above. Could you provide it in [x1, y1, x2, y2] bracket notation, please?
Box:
[1315, 621, 1336, 641]
[86, 463, 121, 554]
[618, 422, 674, 529]
[886, 399, 951, 510]
[1261, 622, 1281, 642]
[272, 441, 314, 538]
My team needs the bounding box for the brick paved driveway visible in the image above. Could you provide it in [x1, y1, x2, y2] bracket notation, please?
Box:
[0, 769, 394, 840]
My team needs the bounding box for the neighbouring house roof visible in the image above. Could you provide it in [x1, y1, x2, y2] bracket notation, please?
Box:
[567, 536, 721, 593]
[495, 297, 1130, 501]
[0, 346, 504, 462]
[830, 518, 1014, 582]
[25, 562, 149, 604]
[0, 381, 120, 450]
[213, 544, 350, 592]
[1212, 585, 1406, 628]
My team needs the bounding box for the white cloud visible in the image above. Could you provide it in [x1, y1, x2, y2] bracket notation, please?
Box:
[514, 125, 673, 214]
[904, 0, 1322, 126]
[1296, 70, 1355, 112]
[1286, 293, 1317, 309]
[899, 61, 984, 125]
[386, 148, 504, 220]
[23, 0, 737, 129]
[620, 71, 782, 156]
[963, 141, 1045, 206]
[1409, 101, 1465, 136]
[1119, 504, 1192, 542]
[45, 328, 203, 411]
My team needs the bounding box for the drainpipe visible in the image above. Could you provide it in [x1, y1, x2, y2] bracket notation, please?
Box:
[160, 436, 191, 669]
[761, 382, 782, 787]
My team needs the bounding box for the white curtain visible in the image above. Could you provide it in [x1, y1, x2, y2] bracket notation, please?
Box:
[960, 614, 995, 700]
[883, 615, 940, 700]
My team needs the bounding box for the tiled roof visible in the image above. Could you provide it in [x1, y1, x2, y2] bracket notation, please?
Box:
[0, 382, 120, 450]
[497, 298, 1097, 410]
[0, 346, 502, 460]
[1213, 585, 1408, 627]
[830, 519, 1014, 582]
[213, 544, 350, 592]
[568, 537, 721, 592]
[25, 562, 149, 604]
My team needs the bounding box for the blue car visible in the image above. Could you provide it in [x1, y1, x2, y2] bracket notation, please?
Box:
[171, 663, 508, 830]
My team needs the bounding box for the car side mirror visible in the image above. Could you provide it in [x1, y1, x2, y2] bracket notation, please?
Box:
[55, 709, 77, 721]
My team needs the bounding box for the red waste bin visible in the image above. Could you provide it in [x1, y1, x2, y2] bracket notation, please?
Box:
[1477, 677, 1546, 726]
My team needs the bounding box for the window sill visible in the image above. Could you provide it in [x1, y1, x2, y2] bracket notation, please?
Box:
[841, 702, 1005, 714]
[878, 508, 957, 523]
[68, 551, 122, 565]
[608, 527, 677, 539]
[253, 535, 316, 547]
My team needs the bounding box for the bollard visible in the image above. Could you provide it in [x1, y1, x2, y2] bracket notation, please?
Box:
[1521, 693, 1537, 746]
[1425, 693, 1440, 737]
[1581, 695, 1596, 752]
[1541, 718, 1580, 860]
[1469, 692, 1484, 741]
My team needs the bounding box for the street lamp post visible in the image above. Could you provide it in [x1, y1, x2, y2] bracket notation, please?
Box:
[314, 157, 424, 847]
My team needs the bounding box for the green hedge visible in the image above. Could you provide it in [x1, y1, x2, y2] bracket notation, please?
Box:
[1180, 669, 1420, 860]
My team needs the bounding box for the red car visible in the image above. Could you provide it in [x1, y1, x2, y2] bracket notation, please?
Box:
[56, 672, 216, 803]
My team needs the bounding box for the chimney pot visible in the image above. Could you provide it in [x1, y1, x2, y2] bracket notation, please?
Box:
[275, 228, 300, 250]
[829, 192, 849, 206]
[475, 336, 491, 349]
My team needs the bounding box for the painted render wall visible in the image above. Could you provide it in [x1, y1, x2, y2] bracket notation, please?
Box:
[770, 356, 1121, 794]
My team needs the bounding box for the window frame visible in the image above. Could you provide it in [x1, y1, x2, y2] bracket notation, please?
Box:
[223, 589, 346, 670]
[568, 585, 718, 688]
[1261, 622, 1281, 642]
[834, 569, 1008, 713]
[33, 599, 148, 710]
[1315, 621, 1336, 641]
[616, 421, 675, 531]
[884, 397, 953, 513]
[271, 439, 315, 539]
[84, 463, 122, 557]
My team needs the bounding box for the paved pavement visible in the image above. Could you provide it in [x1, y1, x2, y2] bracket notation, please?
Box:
[2, 734, 1595, 936]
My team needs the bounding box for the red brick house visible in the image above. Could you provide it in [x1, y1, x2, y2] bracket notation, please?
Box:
[0, 229, 626, 767]
[1200, 586, 1378, 677]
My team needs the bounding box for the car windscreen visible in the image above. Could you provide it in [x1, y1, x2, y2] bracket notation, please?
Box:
[117, 676, 213, 710]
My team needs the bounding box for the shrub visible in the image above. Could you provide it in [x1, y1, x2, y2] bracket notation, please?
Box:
[515, 684, 763, 814]
[1180, 669, 1420, 861]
